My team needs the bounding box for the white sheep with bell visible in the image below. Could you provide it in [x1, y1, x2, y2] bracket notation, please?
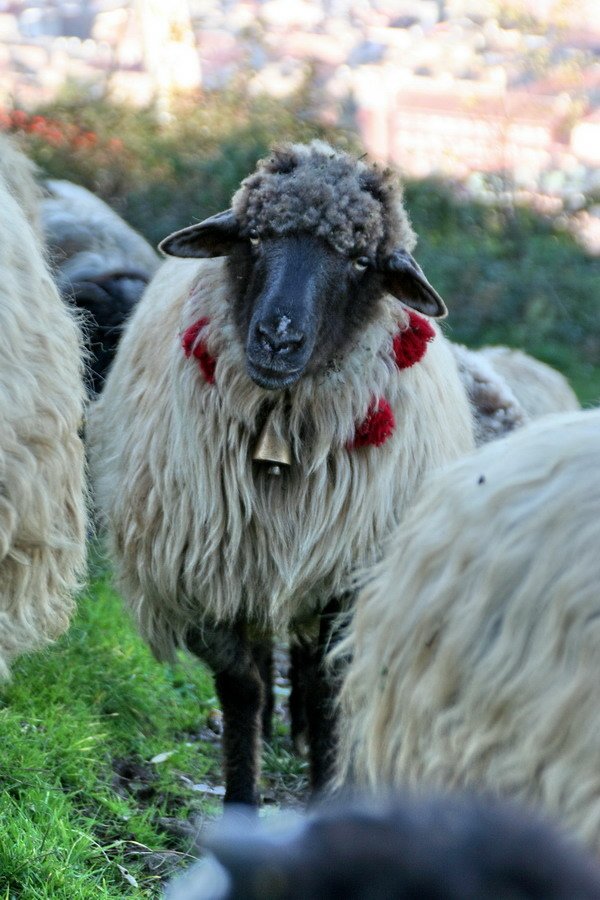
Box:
[89, 140, 475, 804]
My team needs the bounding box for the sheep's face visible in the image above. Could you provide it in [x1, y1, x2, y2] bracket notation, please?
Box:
[229, 232, 393, 390]
[66, 271, 148, 394]
[161, 211, 446, 391]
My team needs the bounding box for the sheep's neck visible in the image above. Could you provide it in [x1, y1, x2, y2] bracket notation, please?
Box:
[181, 310, 435, 464]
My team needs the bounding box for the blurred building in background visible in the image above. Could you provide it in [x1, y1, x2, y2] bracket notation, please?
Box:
[1, 0, 599, 247]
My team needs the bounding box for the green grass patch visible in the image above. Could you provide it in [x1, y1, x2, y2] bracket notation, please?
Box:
[0, 562, 221, 898]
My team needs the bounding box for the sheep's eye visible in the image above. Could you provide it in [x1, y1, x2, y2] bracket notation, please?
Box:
[353, 256, 370, 272]
[249, 229, 260, 246]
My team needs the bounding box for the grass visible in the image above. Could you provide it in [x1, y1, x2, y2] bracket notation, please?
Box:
[0, 559, 222, 898]
[0, 554, 310, 898]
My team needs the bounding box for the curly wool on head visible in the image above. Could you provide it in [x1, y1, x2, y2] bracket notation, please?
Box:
[232, 140, 416, 258]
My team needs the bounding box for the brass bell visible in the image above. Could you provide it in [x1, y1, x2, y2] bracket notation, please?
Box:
[253, 409, 292, 473]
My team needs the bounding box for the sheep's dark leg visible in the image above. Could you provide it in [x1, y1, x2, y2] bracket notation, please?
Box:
[306, 597, 343, 796]
[251, 638, 274, 743]
[289, 637, 311, 754]
[187, 624, 264, 807]
[214, 663, 263, 806]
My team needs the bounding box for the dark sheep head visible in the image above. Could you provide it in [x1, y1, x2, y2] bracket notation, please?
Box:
[65, 270, 148, 394]
[165, 793, 600, 900]
[160, 142, 446, 391]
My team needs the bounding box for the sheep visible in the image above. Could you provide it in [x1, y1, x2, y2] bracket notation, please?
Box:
[88, 140, 475, 805]
[479, 345, 580, 418]
[451, 342, 529, 444]
[41, 179, 160, 393]
[451, 343, 580, 445]
[336, 408, 600, 853]
[166, 792, 600, 899]
[0, 136, 87, 679]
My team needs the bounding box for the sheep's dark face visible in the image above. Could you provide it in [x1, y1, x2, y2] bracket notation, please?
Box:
[160, 210, 446, 391]
[227, 232, 392, 390]
[64, 272, 148, 394]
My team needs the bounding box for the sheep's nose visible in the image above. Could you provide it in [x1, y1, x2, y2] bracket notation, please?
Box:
[257, 318, 305, 354]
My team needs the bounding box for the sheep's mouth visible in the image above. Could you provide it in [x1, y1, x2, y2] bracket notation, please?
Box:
[246, 360, 302, 391]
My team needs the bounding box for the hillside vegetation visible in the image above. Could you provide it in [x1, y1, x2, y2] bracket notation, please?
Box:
[4, 87, 598, 402]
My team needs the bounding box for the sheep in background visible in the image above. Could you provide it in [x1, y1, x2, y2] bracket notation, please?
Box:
[451, 343, 580, 445]
[166, 793, 600, 899]
[337, 408, 600, 853]
[0, 137, 87, 679]
[41, 179, 160, 393]
[451, 342, 528, 444]
[89, 140, 475, 804]
[480, 345, 580, 418]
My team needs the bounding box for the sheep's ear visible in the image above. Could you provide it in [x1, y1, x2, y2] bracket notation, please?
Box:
[159, 209, 241, 258]
[383, 249, 448, 318]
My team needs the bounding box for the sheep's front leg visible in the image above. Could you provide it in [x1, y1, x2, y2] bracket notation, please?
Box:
[306, 597, 343, 795]
[187, 624, 264, 807]
[251, 638, 274, 743]
[289, 636, 311, 754]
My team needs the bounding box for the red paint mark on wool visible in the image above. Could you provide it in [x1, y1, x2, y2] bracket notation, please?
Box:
[351, 397, 395, 449]
[393, 310, 435, 370]
[181, 318, 216, 384]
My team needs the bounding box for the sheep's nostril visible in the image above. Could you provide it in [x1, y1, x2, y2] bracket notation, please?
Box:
[281, 331, 305, 350]
[257, 323, 305, 354]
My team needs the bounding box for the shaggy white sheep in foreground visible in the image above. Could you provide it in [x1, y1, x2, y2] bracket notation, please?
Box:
[0, 136, 87, 679]
[89, 140, 475, 804]
[337, 408, 600, 853]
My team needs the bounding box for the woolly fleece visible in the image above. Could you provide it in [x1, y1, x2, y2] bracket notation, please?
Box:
[337, 408, 600, 854]
[0, 139, 87, 678]
[451, 343, 528, 444]
[0, 134, 43, 237]
[89, 256, 474, 658]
